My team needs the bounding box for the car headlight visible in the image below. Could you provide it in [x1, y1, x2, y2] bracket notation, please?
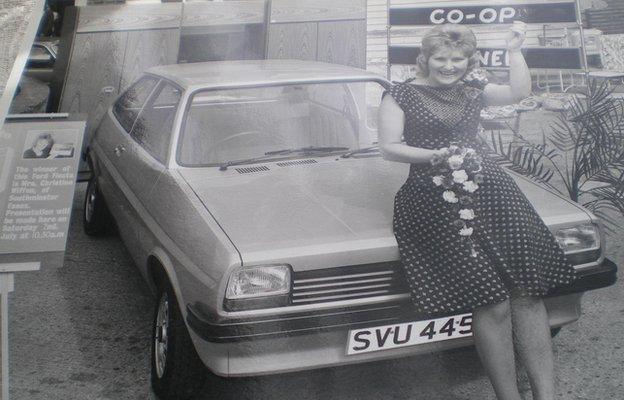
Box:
[555, 224, 600, 253]
[226, 265, 291, 300]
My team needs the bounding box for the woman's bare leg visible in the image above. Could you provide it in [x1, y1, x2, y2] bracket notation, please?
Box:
[510, 296, 555, 400]
[472, 299, 522, 400]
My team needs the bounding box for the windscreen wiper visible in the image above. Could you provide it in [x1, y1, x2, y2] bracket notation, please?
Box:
[340, 146, 380, 158]
[219, 146, 351, 170]
[264, 146, 349, 156]
[218, 154, 281, 171]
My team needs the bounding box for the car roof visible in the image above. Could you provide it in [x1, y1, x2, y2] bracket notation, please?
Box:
[144, 60, 387, 91]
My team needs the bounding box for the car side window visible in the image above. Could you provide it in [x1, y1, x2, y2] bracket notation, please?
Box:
[112, 76, 159, 133]
[130, 82, 181, 163]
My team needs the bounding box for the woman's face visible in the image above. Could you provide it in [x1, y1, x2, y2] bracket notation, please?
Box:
[426, 48, 470, 87]
[34, 138, 50, 151]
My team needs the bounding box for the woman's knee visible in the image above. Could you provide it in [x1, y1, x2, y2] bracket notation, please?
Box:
[474, 299, 511, 324]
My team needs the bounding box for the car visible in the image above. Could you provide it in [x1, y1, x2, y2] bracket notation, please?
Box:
[83, 59, 617, 399]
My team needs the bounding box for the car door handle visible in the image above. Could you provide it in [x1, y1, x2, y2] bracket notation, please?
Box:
[114, 145, 126, 157]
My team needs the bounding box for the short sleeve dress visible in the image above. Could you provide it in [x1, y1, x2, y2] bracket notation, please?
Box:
[387, 81, 576, 316]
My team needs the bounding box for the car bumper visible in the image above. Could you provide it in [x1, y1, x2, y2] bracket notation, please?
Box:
[186, 258, 617, 376]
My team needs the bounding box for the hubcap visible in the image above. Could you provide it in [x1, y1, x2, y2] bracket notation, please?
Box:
[154, 293, 169, 379]
[85, 181, 96, 223]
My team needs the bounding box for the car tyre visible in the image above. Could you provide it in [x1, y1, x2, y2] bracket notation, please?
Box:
[83, 176, 110, 236]
[151, 280, 207, 400]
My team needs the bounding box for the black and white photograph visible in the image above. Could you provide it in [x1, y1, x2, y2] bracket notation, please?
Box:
[0, 0, 622, 399]
[22, 131, 75, 159]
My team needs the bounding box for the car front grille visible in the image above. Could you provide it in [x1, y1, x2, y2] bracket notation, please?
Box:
[291, 262, 409, 305]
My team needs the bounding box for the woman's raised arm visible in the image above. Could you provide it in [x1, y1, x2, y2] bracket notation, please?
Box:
[378, 93, 443, 164]
[483, 22, 532, 106]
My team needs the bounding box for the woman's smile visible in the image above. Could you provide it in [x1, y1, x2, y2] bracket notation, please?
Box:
[426, 49, 469, 86]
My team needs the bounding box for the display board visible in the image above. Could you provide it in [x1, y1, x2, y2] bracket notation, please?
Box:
[386, 0, 584, 73]
[0, 118, 85, 267]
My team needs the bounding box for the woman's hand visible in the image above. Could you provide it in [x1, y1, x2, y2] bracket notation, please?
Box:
[506, 21, 527, 51]
[483, 21, 531, 105]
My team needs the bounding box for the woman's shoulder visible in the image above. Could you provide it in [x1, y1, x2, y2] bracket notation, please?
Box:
[385, 79, 421, 107]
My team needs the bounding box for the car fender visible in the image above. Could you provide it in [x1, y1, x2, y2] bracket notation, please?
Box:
[147, 247, 186, 311]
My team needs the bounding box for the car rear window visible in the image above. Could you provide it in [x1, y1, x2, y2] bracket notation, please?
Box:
[113, 76, 159, 133]
[130, 82, 181, 163]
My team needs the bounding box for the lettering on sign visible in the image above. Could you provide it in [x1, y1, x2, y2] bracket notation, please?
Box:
[389, 2, 577, 25]
[388, 46, 583, 70]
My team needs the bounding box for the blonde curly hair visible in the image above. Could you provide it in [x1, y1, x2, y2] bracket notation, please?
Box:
[416, 24, 480, 78]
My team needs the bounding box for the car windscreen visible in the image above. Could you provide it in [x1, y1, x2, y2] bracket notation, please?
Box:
[177, 81, 385, 166]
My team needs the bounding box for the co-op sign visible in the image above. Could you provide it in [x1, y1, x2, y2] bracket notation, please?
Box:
[389, 2, 577, 26]
[388, 1, 582, 69]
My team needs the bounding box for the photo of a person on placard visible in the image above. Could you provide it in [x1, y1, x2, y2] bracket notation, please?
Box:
[378, 22, 576, 400]
[22, 131, 75, 159]
[23, 132, 54, 159]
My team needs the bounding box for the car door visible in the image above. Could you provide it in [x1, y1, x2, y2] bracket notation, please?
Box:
[117, 81, 182, 270]
[94, 76, 160, 252]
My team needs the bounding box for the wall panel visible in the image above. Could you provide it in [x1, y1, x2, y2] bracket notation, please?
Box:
[60, 31, 127, 137]
[120, 29, 180, 91]
[267, 22, 318, 61]
[77, 3, 182, 33]
[270, 0, 366, 23]
[182, 1, 265, 27]
[317, 20, 366, 68]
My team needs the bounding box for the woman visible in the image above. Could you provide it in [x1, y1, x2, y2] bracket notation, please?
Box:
[23, 132, 54, 159]
[378, 23, 576, 400]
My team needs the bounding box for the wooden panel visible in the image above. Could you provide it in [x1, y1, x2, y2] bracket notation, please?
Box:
[270, 0, 366, 23]
[267, 22, 317, 61]
[77, 3, 182, 33]
[60, 31, 127, 137]
[182, 1, 266, 27]
[178, 25, 266, 63]
[120, 29, 180, 91]
[317, 20, 366, 68]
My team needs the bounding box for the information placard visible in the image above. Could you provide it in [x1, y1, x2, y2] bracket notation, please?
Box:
[0, 119, 85, 266]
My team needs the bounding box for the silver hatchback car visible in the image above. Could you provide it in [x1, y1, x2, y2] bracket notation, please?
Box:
[83, 60, 617, 399]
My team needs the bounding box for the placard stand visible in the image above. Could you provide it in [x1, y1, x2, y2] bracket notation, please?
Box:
[0, 262, 40, 400]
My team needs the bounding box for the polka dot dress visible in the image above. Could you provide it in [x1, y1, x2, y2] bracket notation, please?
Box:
[387, 81, 577, 316]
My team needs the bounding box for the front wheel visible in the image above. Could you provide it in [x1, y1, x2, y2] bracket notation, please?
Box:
[151, 281, 207, 400]
[83, 176, 110, 236]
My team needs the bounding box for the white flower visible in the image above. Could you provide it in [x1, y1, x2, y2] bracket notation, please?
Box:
[442, 190, 458, 203]
[463, 180, 479, 193]
[452, 170, 468, 184]
[459, 227, 474, 236]
[464, 148, 476, 157]
[432, 175, 444, 186]
[459, 209, 475, 220]
[447, 155, 464, 170]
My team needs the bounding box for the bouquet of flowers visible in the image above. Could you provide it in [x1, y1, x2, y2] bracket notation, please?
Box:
[430, 144, 484, 257]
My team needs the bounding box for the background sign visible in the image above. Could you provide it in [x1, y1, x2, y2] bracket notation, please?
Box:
[0, 119, 85, 265]
[386, 0, 584, 71]
[389, 1, 577, 25]
[388, 46, 583, 69]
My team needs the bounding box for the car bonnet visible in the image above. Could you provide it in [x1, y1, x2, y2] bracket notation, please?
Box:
[178, 158, 591, 267]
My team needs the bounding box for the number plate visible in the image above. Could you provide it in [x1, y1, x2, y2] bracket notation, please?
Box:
[346, 313, 473, 355]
